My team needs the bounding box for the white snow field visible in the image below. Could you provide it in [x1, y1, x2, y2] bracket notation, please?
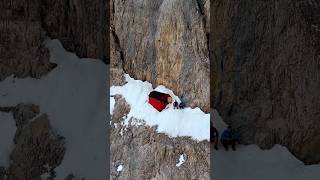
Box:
[110, 74, 210, 141]
[0, 39, 107, 179]
[0, 111, 16, 167]
[212, 110, 320, 180]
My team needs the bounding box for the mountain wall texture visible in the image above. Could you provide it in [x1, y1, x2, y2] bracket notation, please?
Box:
[0, 0, 55, 80]
[211, 0, 320, 164]
[111, 0, 210, 112]
[110, 1, 210, 178]
[42, 0, 109, 62]
[0, 0, 108, 81]
[0, 1, 109, 179]
[0, 104, 65, 180]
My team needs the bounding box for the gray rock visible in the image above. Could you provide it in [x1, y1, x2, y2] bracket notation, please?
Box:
[0, 104, 65, 180]
[111, 96, 130, 123]
[41, 0, 109, 63]
[111, 0, 210, 112]
[211, 0, 320, 164]
[12, 104, 39, 128]
[8, 113, 65, 180]
[0, 167, 6, 180]
[0, 0, 56, 81]
[0, 0, 109, 81]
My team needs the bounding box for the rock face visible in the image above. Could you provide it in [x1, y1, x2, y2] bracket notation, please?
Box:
[211, 0, 320, 164]
[110, 97, 209, 180]
[111, 0, 210, 112]
[0, 104, 65, 180]
[0, 0, 109, 81]
[110, 2, 210, 178]
[42, 0, 109, 63]
[0, 0, 56, 80]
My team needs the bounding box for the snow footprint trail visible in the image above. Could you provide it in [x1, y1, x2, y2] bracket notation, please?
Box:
[212, 110, 320, 180]
[110, 75, 210, 141]
[0, 39, 107, 179]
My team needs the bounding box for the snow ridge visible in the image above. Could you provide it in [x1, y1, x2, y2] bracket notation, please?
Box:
[110, 74, 209, 141]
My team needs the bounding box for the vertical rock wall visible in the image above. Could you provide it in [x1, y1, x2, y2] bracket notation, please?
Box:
[0, 0, 55, 80]
[42, 0, 109, 63]
[211, 0, 320, 164]
[111, 0, 210, 112]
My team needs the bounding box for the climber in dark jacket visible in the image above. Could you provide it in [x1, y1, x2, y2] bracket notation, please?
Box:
[220, 126, 240, 151]
[210, 121, 219, 150]
[173, 101, 179, 109]
[179, 102, 185, 109]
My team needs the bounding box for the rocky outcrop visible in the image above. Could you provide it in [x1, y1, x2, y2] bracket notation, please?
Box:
[0, 0, 56, 81]
[0, 104, 65, 180]
[111, 0, 210, 112]
[0, 0, 109, 81]
[110, 96, 209, 180]
[41, 0, 109, 63]
[211, 0, 320, 164]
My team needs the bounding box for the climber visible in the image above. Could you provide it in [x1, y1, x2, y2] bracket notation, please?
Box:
[148, 91, 172, 112]
[210, 121, 219, 150]
[173, 101, 179, 109]
[220, 126, 240, 151]
[179, 102, 185, 109]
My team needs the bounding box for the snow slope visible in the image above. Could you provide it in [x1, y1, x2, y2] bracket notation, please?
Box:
[0, 111, 16, 167]
[110, 74, 209, 141]
[212, 110, 320, 180]
[0, 39, 107, 179]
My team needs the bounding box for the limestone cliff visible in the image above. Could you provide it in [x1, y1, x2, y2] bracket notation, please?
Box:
[0, 0, 56, 80]
[211, 0, 320, 164]
[111, 0, 210, 112]
[41, 0, 109, 63]
[0, 0, 109, 81]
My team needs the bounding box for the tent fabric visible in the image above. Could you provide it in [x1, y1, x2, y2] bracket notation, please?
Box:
[148, 91, 171, 112]
[149, 91, 170, 100]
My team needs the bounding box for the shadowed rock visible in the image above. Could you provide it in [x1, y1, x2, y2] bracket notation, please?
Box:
[211, 0, 320, 164]
[0, 104, 65, 180]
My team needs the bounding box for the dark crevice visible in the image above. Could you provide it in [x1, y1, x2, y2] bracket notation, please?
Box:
[0, 106, 13, 113]
[111, 28, 127, 74]
[196, 0, 205, 15]
[196, 0, 209, 57]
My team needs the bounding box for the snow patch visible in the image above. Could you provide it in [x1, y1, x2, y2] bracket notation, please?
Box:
[110, 74, 209, 141]
[117, 165, 123, 172]
[213, 109, 320, 180]
[176, 154, 186, 167]
[110, 97, 115, 115]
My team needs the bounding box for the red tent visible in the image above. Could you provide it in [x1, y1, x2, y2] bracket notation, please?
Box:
[148, 91, 171, 112]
